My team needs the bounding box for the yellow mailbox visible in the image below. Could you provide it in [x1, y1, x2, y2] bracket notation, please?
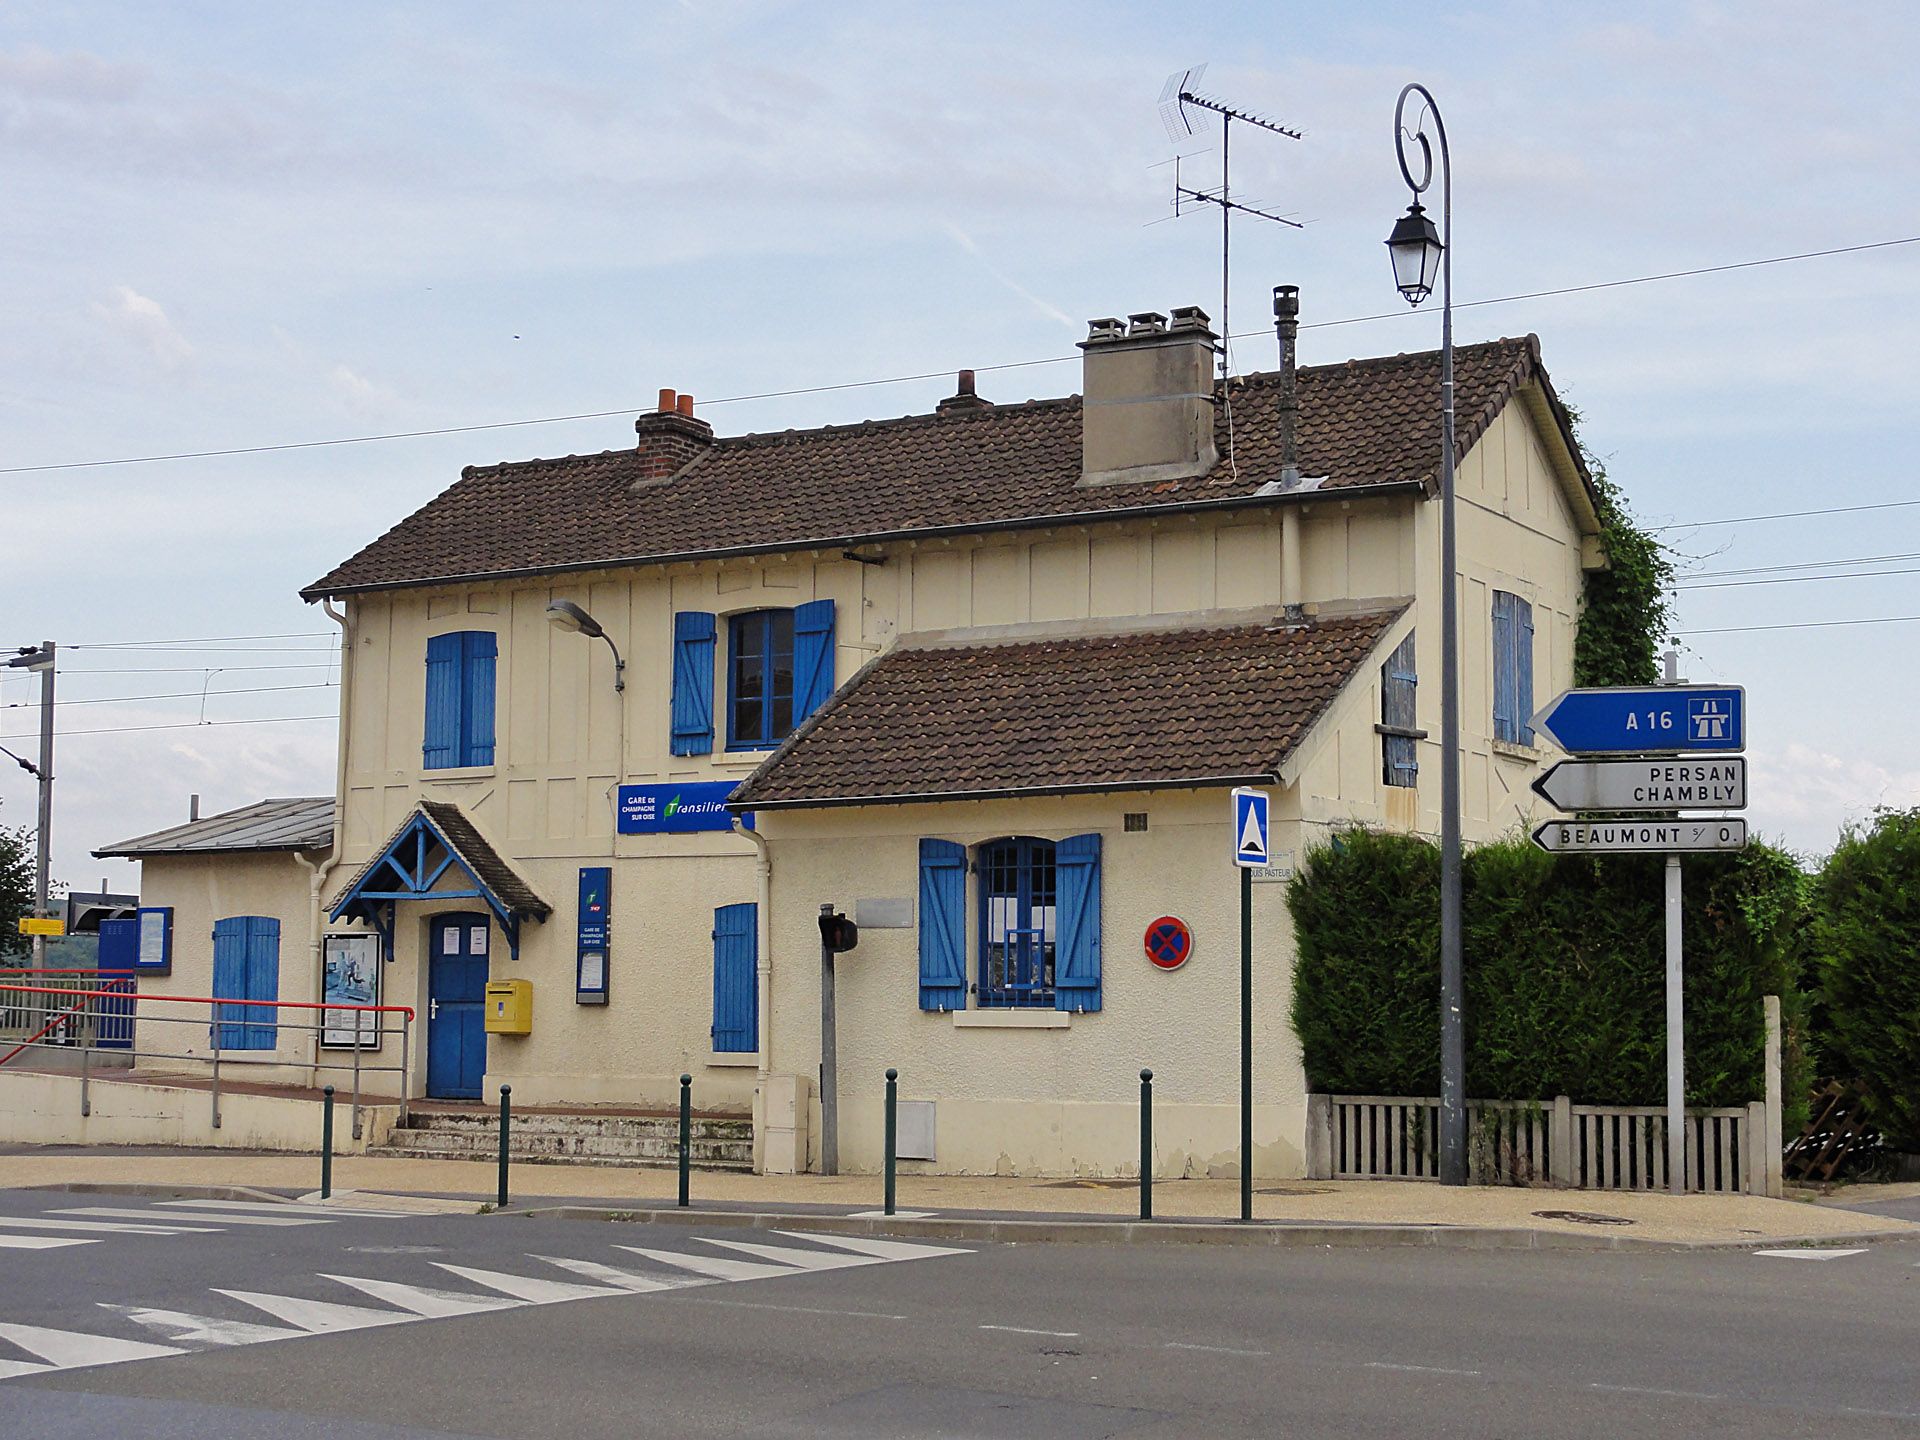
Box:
[484, 979, 532, 1035]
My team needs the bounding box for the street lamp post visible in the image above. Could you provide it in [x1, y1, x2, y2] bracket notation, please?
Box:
[1384, 84, 1466, 1186]
[545, 601, 626, 691]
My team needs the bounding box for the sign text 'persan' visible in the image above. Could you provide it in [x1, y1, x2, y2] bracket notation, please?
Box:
[1533, 757, 1747, 813]
[1531, 818, 1748, 854]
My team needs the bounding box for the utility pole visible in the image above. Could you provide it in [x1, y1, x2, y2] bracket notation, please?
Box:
[5, 642, 55, 968]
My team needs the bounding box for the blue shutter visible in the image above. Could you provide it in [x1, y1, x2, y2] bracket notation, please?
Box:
[212, 917, 249, 1050]
[1491, 591, 1517, 744]
[463, 632, 497, 766]
[793, 599, 836, 721]
[1054, 832, 1102, 1012]
[711, 903, 758, 1052]
[671, 612, 716, 756]
[243, 917, 280, 1051]
[918, 839, 967, 1011]
[1517, 597, 1535, 746]
[423, 633, 462, 769]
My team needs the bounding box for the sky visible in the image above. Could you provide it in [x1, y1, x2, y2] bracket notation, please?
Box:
[1, 0, 1917, 895]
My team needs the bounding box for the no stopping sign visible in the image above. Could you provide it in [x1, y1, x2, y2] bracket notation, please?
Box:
[1144, 915, 1193, 971]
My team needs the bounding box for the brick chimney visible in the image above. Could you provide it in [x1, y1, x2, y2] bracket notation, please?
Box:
[1078, 307, 1218, 486]
[936, 369, 992, 413]
[633, 388, 714, 484]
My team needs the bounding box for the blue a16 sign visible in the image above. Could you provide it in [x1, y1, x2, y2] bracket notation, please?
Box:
[1531, 686, 1744, 756]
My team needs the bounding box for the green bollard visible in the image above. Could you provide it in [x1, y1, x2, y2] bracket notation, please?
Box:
[678, 1074, 692, 1207]
[884, 1068, 898, 1217]
[1140, 1069, 1153, 1221]
[497, 1085, 511, 1209]
[320, 1085, 335, 1200]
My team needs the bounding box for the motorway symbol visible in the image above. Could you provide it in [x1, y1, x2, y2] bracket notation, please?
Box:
[1144, 916, 1194, 971]
[1531, 818, 1748, 854]
[1533, 757, 1747, 812]
[1232, 788, 1271, 868]
[1531, 686, 1745, 755]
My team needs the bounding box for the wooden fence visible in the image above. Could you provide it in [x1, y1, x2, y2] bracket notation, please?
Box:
[1306, 1093, 1776, 1195]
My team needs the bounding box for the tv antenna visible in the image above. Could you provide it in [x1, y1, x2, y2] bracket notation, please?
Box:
[1159, 65, 1303, 376]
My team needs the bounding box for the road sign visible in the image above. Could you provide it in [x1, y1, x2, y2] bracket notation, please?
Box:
[1231, 788, 1270, 867]
[1531, 818, 1747, 854]
[1533, 757, 1747, 812]
[1532, 686, 1744, 755]
[1144, 916, 1193, 971]
[15, 917, 62, 937]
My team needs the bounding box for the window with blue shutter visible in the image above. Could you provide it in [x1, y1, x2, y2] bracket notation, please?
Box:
[212, 916, 279, 1051]
[979, 837, 1057, 1007]
[1053, 833, 1102, 1013]
[1380, 630, 1419, 787]
[793, 598, 836, 720]
[710, 903, 758, 1053]
[671, 611, 717, 756]
[917, 839, 967, 1011]
[423, 631, 496, 769]
[1492, 591, 1534, 745]
[726, 609, 794, 748]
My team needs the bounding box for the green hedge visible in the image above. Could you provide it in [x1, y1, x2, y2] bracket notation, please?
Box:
[1287, 828, 1806, 1109]
[1809, 808, 1920, 1151]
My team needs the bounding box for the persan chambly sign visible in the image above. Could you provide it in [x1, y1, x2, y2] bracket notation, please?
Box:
[1531, 686, 1744, 755]
[1532, 818, 1747, 854]
[1533, 757, 1747, 812]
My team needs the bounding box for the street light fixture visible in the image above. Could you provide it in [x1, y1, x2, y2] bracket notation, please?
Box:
[1385, 82, 1466, 1187]
[545, 600, 626, 692]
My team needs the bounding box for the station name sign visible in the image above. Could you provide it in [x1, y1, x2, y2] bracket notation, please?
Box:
[616, 782, 754, 835]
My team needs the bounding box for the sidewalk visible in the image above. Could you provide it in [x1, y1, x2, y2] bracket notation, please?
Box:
[3, 1146, 1914, 1249]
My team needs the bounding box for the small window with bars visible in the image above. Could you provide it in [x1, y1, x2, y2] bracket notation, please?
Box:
[1380, 631, 1419, 788]
[979, 837, 1056, 1007]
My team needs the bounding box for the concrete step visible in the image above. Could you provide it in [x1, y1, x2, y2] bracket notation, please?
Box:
[371, 1108, 755, 1170]
[373, 1145, 752, 1171]
[398, 1110, 751, 1142]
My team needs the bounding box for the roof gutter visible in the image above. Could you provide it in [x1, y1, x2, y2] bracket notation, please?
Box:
[729, 772, 1282, 814]
[300, 479, 1424, 601]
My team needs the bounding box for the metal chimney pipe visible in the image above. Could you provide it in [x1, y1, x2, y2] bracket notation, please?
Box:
[1273, 285, 1300, 487]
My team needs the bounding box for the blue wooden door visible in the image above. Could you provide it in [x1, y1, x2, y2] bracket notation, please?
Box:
[428, 913, 489, 1099]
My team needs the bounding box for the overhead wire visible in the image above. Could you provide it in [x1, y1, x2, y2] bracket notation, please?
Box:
[1, 681, 340, 711]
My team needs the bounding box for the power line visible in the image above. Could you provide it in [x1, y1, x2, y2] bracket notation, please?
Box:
[1679, 549, 1920, 581]
[67, 632, 334, 648]
[1652, 498, 1920, 533]
[1675, 565, 1920, 591]
[58, 663, 338, 676]
[2, 681, 339, 711]
[6, 713, 338, 740]
[3, 233, 1915, 480]
[1677, 613, 1920, 636]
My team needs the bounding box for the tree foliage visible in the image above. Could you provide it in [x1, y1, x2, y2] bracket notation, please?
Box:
[1808, 807, 1920, 1150]
[0, 803, 33, 967]
[1565, 411, 1677, 688]
[1288, 828, 1807, 1110]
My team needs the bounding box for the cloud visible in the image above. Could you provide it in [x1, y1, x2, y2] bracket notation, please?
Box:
[327, 363, 403, 413]
[0, 44, 142, 104]
[1748, 743, 1920, 859]
[941, 222, 1078, 330]
[91, 285, 194, 369]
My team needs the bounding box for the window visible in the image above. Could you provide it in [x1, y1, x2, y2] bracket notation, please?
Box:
[672, 599, 836, 755]
[1380, 631, 1418, 787]
[918, 833, 1102, 1013]
[728, 610, 795, 748]
[423, 631, 496, 769]
[1492, 591, 1535, 745]
[212, 916, 279, 1050]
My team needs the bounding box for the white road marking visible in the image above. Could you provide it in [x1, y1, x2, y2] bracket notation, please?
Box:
[1753, 1247, 1868, 1260]
[613, 1245, 800, 1284]
[1589, 1383, 1725, 1400]
[536, 1255, 704, 1292]
[0, 1359, 53, 1379]
[0, 1322, 185, 1368]
[0, 1234, 96, 1250]
[774, 1231, 973, 1263]
[1166, 1342, 1270, 1357]
[845, 1210, 934, 1219]
[323, 1275, 523, 1318]
[701, 1238, 887, 1272]
[1364, 1362, 1482, 1376]
[979, 1325, 1080, 1338]
[432, 1264, 625, 1305]
[215, 1289, 415, 1334]
[102, 1305, 305, 1347]
[0, 1217, 221, 1236]
[53, 1207, 328, 1228]
[680, 1299, 907, 1320]
[161, 1200, 414, 1219]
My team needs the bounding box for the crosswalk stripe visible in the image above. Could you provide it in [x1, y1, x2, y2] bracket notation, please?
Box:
[0, 1322, 185, 1368]
[0, 1359, 55, 1379]
[214, 1289, 416, 1334]
[161, 1200, 413, 1219]
[701, 1238, 886, 1272]
[323, 1274, 524, 1318]
[613, 1245, 799, 1283]
[773, 1231, 974, 1263]
[535, 1255, 704, 1293]
[0, 1217, 222, 1236]
[0, 1235, 96, 1250]
[101, 1305, 305, 1347]
[432, 1264, 626, 1305]
[53, 1207, 328, 1228]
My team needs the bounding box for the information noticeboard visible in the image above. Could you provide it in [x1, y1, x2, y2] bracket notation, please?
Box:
[322, 933, 382, 1049]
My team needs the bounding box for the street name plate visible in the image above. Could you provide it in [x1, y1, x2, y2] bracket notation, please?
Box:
[1533, 757, 1747, 812]
[1532, 818, 1748, 854]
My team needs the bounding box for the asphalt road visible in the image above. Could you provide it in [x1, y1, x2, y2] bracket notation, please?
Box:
[0, 1188, 1914, 1439]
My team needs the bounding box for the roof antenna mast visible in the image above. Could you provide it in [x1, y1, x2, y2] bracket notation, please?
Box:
[1158, 66, 1304, 379]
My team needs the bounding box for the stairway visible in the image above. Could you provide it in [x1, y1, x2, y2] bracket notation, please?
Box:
[372, 1105, 754, 1171]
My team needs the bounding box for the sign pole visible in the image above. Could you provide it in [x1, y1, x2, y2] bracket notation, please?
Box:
[1665, 854, 1684, 1196]
[1240, 863, 1253, 1223]
[819, 903, 838, 1177]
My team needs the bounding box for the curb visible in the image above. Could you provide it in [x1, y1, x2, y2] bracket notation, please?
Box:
[488, 1204, 1920, 1253]
[19, 1181, 294, 1204]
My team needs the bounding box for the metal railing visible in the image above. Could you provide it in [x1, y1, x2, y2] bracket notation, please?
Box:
[0, 981, 414, 1140]
[0, 970, 135, 1050]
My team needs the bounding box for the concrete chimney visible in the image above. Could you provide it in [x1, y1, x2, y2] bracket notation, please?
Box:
[1273, 285, 1300, 488]
[937, 369, 992, 414]
[633, 388, 714, 486]
[1079, 306, 1218, 486]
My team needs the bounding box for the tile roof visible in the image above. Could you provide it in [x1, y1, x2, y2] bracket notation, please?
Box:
[305, 336, 1573, 598]
[728, 609, 1407, 809]
[94, 797, 336, 858]
[327, 800, 551, 920]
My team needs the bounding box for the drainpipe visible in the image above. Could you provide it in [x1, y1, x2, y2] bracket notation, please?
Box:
[306, 598, 354, 1087]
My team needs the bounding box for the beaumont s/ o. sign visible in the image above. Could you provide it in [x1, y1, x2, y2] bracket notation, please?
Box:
[1532, 818, 1748, 854]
